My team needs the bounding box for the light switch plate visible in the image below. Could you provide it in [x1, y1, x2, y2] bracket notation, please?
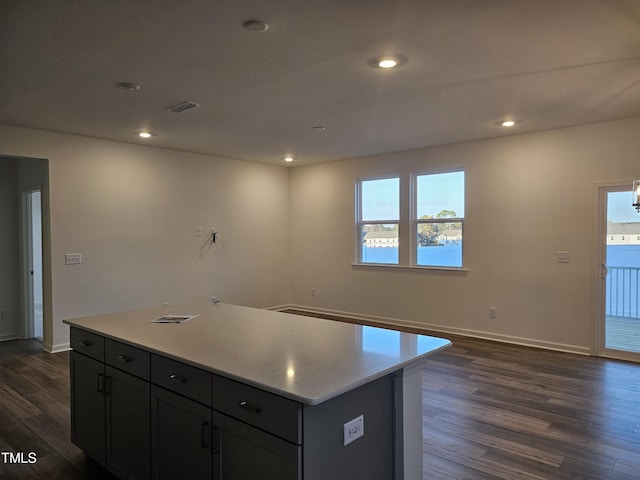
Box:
[65, 253, 82, 265]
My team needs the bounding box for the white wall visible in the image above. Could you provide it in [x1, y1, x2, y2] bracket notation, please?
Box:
[0, 125, 292, 351]
[289, 117, 640, 353]
[0, 159, 19, 340]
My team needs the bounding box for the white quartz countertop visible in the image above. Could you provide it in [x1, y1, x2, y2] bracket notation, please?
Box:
[63, 302, 451, 405]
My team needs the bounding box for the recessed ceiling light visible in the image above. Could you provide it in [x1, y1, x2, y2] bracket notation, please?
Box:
[284, 156, 294, 163]
[243, 20, 269, 32]
[496, 119, 521, 127]
[138, 131, 153, 138]
[117, 82, 141, 91]
[367, 55, 408, 69]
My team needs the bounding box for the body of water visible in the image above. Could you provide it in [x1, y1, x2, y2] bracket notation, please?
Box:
[361, 245, 462, 267]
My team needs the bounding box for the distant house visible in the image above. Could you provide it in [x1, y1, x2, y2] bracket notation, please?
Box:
[363, 230, 398, 248]
[436, 228, 462, 245]
[607, 222, 640, 245]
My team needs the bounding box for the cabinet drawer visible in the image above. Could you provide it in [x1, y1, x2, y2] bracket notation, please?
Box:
[105, 339, 150, 380]
[70, 328, 104, 361]
[212, 375, 301, 444]
[151, 354, 212, 406]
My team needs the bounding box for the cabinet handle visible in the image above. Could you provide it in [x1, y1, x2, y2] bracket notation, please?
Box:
[78, 340, 92, 347]
[238, 401, 261, 414]
[201, 422, 211, 448]
[117, 354, 130, 363]
[97, 373, 105, 393]
[169, 374, 185, 384]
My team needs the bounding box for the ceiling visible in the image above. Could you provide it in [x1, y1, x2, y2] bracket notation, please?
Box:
[1, 0, 639, 167]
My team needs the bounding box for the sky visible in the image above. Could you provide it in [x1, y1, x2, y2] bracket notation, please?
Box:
[361, 172, 464, 221]
[608, 190, 640, 223]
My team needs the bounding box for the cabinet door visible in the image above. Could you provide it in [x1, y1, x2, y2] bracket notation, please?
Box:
[212, 411, 300, 480]
[106, 366, 151, 480]
[70, 351, 106, 466]
[151, 386, 213, 480]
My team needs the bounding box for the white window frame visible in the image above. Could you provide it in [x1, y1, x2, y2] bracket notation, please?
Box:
[411, 169, 465, 268]
[354, 170, 467, 273]
[355, 176, 400, 265]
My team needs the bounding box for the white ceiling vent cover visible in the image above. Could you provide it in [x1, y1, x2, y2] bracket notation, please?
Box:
[165, 101, 202, 113]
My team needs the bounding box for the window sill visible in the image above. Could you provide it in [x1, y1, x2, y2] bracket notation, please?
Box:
[351, 263, 469, 275]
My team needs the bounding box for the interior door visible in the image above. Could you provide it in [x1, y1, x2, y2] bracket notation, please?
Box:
[599, 185, 640, 361]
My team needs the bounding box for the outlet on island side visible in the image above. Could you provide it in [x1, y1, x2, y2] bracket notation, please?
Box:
[343, 415, 364, 446]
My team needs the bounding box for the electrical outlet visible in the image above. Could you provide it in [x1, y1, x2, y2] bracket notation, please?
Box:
[311, 288, 316, 297]
[65, 253, 82, 265]
[489, 307, 497, 319]
[343, 415, 364, 446]
[0, 311, 6, 320]
[557, 251, 570, 263]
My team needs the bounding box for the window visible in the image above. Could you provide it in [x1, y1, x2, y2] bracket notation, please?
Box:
[356, 170, 465, 269]
[414, 171, 464, 267]
[357, 177, 399, 264]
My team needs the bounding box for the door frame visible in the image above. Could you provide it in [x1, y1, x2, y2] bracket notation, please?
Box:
[593, 180, 640, 362]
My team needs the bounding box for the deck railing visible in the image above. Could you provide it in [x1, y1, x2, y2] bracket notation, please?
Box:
[607, 266, 640, 319]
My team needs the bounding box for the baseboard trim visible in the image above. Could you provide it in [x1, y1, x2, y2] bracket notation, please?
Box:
[271, 304, 591, 356]
[0, 332, 20, 342]
[47, 342, 71, 354]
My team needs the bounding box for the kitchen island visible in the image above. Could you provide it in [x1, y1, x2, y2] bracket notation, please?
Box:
[64, 302, 450, 480]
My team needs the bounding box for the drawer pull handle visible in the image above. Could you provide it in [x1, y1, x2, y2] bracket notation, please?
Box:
[78, 340, 92, 347]
[169, 374, 185, 384]
[117, 354, 130, 363]
[238, 401, 261, 414]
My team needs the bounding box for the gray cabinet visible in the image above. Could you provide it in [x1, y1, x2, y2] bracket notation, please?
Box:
[70, 351, 106, 466]
[70, 331, 151, 480]
[150, 386, 212, 480]
[212, 410, 300, 480]
[70, 327, 395, 480]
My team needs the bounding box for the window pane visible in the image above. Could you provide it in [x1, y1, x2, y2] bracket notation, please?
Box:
[361, 224, 398, 264]
[416, 221, 462, 267]
[361, 178, 399, 221]
[416, 171, 464, 219]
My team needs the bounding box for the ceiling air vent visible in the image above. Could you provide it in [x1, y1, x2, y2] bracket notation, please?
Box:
[165, 101, 201, 113]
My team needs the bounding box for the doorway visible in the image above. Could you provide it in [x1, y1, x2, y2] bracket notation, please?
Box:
[597, 184, 640, 361]
[22, 187, 43, 341]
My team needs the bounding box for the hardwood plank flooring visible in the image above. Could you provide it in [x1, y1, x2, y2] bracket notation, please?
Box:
[423, 335, 640, 480]
[1, 328, 639, 479]
[0, 340, 116, 480]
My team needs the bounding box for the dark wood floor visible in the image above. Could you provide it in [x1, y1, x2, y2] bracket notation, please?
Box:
[0, 340, 116, 480]
[423, 335, 640, 480]
[0, 334, 639, 479]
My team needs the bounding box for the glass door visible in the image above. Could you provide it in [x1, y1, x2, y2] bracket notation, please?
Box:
[602, 187, 640, 359]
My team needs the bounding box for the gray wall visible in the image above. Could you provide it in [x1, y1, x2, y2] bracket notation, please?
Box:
[289, 117, 640, 353]
[0, 159, 19, 339]
[0, 125, 292, 351]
